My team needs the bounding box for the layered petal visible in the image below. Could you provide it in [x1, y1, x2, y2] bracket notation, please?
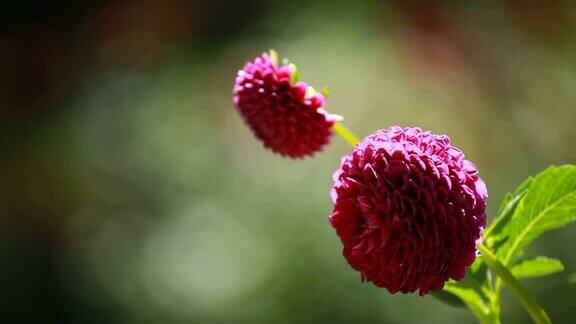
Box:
[329, 126, 487, 295]
[233, 52, 335, 158]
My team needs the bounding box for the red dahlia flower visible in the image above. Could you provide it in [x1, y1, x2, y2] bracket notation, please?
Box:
[329, 127, 487, 295]
[233, 51, 337, 158]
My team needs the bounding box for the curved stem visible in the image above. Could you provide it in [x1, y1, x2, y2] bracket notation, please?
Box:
[332, 122, 360, 146]
[465, 301, 493, 324]
[478, 244, 551, 324]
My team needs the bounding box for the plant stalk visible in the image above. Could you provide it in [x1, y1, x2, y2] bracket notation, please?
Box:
[478, 244, 551, 324]
[332, 122, 360, 146]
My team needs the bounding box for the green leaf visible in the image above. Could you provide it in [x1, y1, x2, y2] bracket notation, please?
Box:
[431, 290, 466, 308]
[483, 189, 527, 247]
[568, 273, 576, 284]
[511, 257, 564, 279]
[444, 277, 491, 323]
[469, 256, 484, 274]
[469, 257, 492, 290]
[495, 165, 576, 265]
[484, 176, 533, 246]
[441, 268, 493, 316]
[501, 176, 535, 214]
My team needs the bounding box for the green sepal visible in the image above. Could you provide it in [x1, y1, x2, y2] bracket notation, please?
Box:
[289, 63, 300, 85]
[268, 49, 279, 66]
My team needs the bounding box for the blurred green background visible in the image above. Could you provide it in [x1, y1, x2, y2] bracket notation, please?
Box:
[1, 0, 575, 323]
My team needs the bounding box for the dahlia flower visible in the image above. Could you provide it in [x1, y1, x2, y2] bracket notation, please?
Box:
[233, 50, 337, 158]
[329, 126, 487, 295]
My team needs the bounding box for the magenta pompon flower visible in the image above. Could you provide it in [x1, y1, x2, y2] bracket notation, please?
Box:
[329, 126, 487, 295]
[233, 50, 338, 158]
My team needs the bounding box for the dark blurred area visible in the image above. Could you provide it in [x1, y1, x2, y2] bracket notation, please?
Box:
[1, 1, 575, 323]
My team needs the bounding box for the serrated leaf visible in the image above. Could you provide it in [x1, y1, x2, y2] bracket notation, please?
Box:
[484, 176, 533, 247]
[483, 190, 526, 247]
[500, 176, 534, 214]
[511, 256, 564, 279]
[495, 165, 576, 265]
[498, 193, 514, 215]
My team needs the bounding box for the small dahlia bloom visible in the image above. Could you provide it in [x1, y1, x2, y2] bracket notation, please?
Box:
[233, 51, 337, 158]
[329, 127, 487, 295]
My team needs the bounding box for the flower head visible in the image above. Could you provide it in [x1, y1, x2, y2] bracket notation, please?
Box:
[329, 127, 487, 295]
[233, 50, 336, 158]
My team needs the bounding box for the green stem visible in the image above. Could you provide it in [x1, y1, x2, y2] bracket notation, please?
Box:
[488, 291, 501, 324]
[478, 244, 551, 324]
[332, 122, 360, 146]
[465, 301, 493, 324]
